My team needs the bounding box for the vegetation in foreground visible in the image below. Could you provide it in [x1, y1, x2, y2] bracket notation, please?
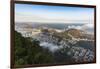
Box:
[14, 31, 72, 66]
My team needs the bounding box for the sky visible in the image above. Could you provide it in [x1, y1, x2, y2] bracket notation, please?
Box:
[15, 3, 94, 24]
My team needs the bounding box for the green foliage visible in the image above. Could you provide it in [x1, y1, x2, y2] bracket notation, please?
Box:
[14, 31, 74, 66]
[14, 31, 54, 66]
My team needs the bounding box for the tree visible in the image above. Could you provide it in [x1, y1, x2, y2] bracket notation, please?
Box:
[14, 31, 54, 66]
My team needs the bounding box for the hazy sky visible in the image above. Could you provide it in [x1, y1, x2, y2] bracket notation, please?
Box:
[15, 3, 94, 24]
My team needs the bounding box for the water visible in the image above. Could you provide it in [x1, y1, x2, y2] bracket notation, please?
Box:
[32, 23, 94, 33]
[34, 23, 84, 29]
[15, 22, 94, 34]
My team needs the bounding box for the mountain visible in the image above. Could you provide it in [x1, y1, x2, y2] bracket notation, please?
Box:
[65, 28, 94, 40]
[66, 29, 82, 38]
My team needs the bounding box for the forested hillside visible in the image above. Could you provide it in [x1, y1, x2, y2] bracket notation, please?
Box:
[14, 31, 54, 66]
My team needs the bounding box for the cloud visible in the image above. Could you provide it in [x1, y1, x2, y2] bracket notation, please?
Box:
[15, 12, 93, 24]
[83, 23, 94, 28]
[15, 4, 94, 24]
[40, 42, 63, 52]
